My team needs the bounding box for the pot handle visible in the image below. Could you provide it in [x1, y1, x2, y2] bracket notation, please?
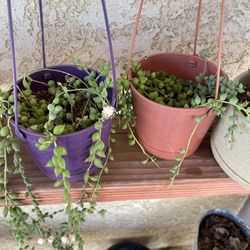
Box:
[7, 0, 117, 140]
[101, 0, 118, 108]
[127, 0, 226, 100]
[7, 0, 24, 140]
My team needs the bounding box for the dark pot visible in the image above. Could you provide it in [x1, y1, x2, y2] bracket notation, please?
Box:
[194, 209, 250, 250]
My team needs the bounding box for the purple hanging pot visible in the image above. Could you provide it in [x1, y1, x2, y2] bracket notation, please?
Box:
[11, 65, 114, 182]
[7, 0, 117, 182]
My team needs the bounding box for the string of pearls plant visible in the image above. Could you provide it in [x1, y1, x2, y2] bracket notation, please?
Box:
[117, 59, 250, 185]
[0, 63, 115, 250]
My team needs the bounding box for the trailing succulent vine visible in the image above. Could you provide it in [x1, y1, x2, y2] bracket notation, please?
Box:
[0, 63, 115, 250]
[116, 63, 159, 167]
[117, 60, 250, 184]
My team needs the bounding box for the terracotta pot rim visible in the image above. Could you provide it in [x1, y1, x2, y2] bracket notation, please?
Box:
[130, 52, 227, 112]
[139, 51, 207, 61]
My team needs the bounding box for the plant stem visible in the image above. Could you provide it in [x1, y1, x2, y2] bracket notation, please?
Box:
[169, 111, 209, 187]
[127, 123, 159, 167]
[91, 147, 111, 200]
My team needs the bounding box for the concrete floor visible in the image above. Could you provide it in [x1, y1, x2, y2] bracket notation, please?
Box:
[0, 194, 248, 250]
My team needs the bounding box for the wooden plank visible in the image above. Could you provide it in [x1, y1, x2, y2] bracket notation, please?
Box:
[6, 132, 250, 205]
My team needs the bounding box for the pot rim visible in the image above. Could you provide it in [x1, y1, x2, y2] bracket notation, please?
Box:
[130, 52, 227, 112]
[197, 208, 250, 238]
[9, 64, 114, 139]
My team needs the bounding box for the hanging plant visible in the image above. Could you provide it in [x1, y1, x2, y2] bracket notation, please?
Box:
[0, 63, 115, 250]
[116, 0, 250, 185]
[117, 58, 250, 179]
[2, 0, 117, 249]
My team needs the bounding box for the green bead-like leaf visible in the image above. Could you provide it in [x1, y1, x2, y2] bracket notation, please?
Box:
[219, 93, 227, 101]
[101, 89, 108, 98]
[194, 95, 201, 105]
[94, 121, 103, 130]
[39, 143, 50, 151]
[46, 160, 54, 167]
[170, 166, 179, 175]
[54, 166, 61, 177]
[54, 179, 63, 187]
[179, 149, 186, 154]
[90, 175, 99, 182]
[3, 207, 8, 218]
[52, 155, 66, 169]
[84, 171, 90, 183]
[54, 106, 63, 114]
[0, 184, 5, 195]
[94, 158, 104, 169]
[246, 115, 250, 123]
[104, 166, 109, 174]
[53, 146, 67, 157]
[96, 141, 105, 151]
[53, 125, 65, 135]
[47, 104, 54, 111]
[49, 113, 57, 121]
[63, 178, 70, 190]
[22, 77, 30, 90]
[96, 150, 106, 158]
[62, 169, 70, 178]
[229, 96, 238, 106]
[53, 97, 60, 104]
[129, 139, 135, 146]
[8, 192, 18, 200]
[11, 141, 19, 152]
[63, 189, 71, 202]
[92, 132, 100, 142]
[0, 126, 10, 137]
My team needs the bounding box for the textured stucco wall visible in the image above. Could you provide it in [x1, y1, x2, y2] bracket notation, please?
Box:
[0, 1, 250, 249]
[0, 0, 250, 89]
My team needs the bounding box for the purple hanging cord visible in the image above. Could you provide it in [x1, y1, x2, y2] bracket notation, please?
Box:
[101, 0, 117, 107]
[6, 0, 24, 140]
[38, 0, 46, 68]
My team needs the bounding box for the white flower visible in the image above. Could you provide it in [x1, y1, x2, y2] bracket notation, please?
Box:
[48, 236, 54, 244]
[72, 203, 81, 211]
[102, 105, 116, 119]
[69, 234, 76, 243]
[61, 236, 69, 245]
[37, 238, 45, 245]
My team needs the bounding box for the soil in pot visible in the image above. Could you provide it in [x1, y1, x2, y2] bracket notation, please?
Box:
[238, 73, 250, 105]
[198, 215, 250, 250]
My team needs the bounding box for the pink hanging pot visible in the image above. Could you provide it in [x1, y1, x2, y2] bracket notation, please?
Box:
[128, 0, 227, 160]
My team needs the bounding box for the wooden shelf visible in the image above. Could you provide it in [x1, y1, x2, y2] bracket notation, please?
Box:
[7, 131, 250, 205]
